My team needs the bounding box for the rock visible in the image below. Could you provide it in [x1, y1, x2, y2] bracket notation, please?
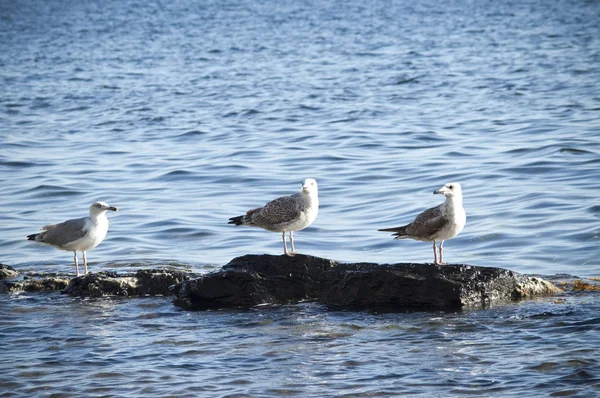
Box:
[174, 254, 336, 309]
[324, 263, 561, 309]
[63, 269, 194, 297]
[0, 264, 18, 280]
[1, 257, 562, 309]
[512, 276, 565, 297]
[62, 271, 137, 297]
[174, 254, 562, 310]
[1, 269, 193, 297]
[0, 277, 70, 293]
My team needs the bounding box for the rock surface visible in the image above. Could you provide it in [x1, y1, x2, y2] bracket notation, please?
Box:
[1, 269, 193, 297]
[1, 256, 563, 310]
[174, 254, 562, 310]
[0, 276, 70, 293]
[63, 269, 194, 297]
[0, 264, 19, 280]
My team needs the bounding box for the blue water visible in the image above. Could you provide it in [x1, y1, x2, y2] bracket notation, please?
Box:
[1, 0, 599, 396]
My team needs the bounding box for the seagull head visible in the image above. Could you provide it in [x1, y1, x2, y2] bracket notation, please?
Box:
[90, 201, 119, 214]
[301, 178, 318, 195]
[434, 182, 462, 198]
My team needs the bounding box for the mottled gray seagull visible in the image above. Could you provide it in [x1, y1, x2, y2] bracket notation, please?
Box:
[379, 183, 466, 265]
[229, 178, 319, 256]
[27, 202, 118, 276]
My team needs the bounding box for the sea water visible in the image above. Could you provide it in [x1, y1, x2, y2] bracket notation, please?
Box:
[1, 0, 599, 396]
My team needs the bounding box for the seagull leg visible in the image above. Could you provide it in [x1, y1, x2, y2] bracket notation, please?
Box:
[73, 252, 80, 277]
[282, 231, 294, 257]
[83, 251, 88, 274]
[438, 241, 447, 265]
[432, 241, 438, 265]
[289, 231, 297, 255]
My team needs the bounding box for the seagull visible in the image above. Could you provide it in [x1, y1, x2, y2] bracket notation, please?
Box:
[379, 183, 466, 265]
[228, 178, 319, 256]
[27, 202, 118, 276]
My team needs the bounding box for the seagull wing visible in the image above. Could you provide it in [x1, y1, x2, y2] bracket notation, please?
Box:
[250, 195, 302, 229]
[405, 206, 449, 240]
[39, 217, 90, 248]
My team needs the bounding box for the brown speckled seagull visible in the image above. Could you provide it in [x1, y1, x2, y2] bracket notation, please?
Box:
[379, 183, 466, 265]
[228, 178, 319, 256]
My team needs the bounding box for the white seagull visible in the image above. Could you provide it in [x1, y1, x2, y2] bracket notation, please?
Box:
[27, 201, 118, 276]
[228, 178, 319, 256]
[379, 183, 466, 265]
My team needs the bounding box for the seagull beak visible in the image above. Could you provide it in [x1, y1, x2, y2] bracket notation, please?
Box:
[109, 206, 118, 211]
[434, 187, 447, 195]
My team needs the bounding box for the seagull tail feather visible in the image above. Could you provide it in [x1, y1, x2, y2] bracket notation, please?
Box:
[378, 226, 409, 239]
[27, 233, 40, 241]
[228, 215, 245, 226]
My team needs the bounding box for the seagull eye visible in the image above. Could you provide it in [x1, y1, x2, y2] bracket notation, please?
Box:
[448, 185, 454, 189]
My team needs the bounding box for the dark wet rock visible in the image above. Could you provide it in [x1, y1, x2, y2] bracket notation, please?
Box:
[0, 264, 18, 280]
[63, 269, 194, 297]
[323, 262, 560, 309]
[174, 254, 335, 309]
[174, 254, 561, 310]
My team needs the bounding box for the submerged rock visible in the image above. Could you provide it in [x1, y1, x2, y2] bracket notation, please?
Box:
[571, 279, 600, 291]
[0, 264, 19, 280]
[174, 254, 561, 310]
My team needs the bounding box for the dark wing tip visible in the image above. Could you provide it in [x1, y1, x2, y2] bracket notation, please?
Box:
[378, 226, 407, 233]
[378, 226, 409, 239]
[228, 216, 244, 226]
